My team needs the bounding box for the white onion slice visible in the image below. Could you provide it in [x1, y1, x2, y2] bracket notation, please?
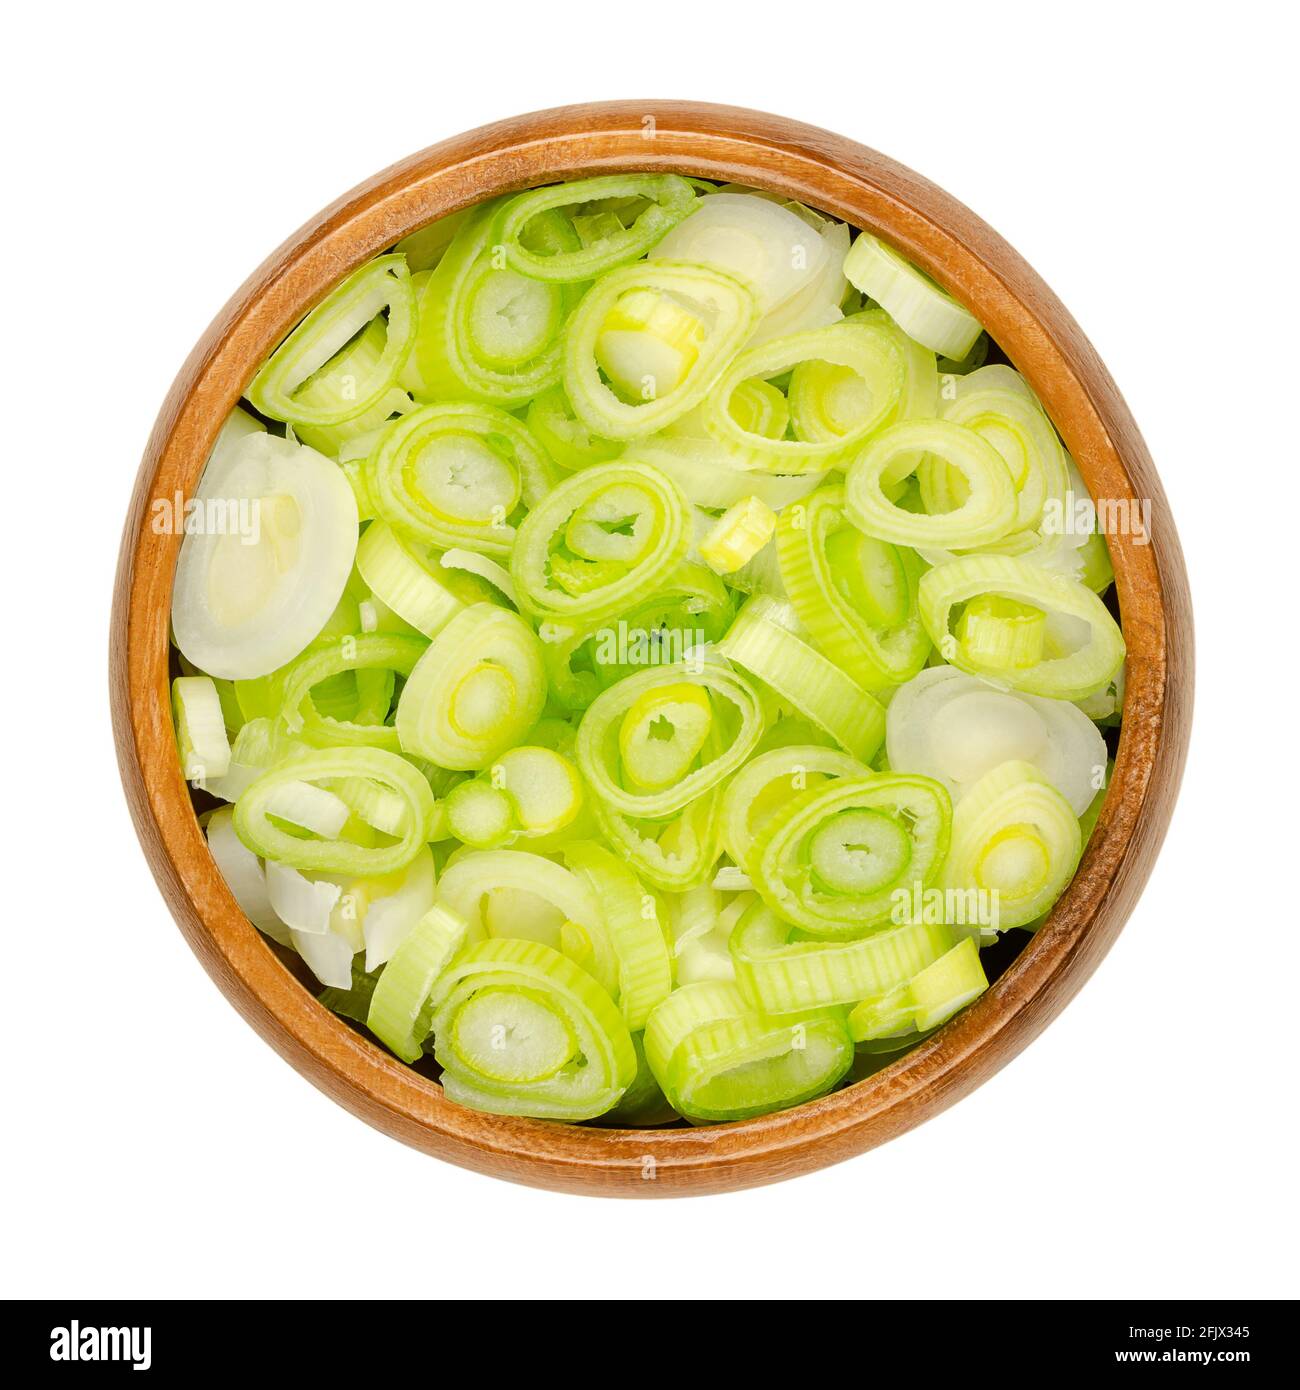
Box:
[886, 666, 1105, 815]
[172, 424, 359, 680]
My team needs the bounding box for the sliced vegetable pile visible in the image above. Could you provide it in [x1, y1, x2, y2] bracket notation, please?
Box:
[170, 175, 1124, 1126]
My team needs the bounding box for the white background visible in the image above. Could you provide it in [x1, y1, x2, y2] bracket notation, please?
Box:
[4, 1, 1296, 1301]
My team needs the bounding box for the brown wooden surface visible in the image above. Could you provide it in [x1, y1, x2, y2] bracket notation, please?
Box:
[109, 101, 1194, 1197]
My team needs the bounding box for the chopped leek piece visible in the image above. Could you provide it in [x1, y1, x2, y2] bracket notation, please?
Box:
[173, 178, 1125, 1128]
[564, 261, 759, 439]
[172, 675, 232, 781]
[248, 255, 415, 427]
[235, 747, 436, 876]
[412, 202, 574, 406]
[511, 460, 690, 624]
[367, 903, 469, 1062]
[644, 981, 853, 1123]
[701, 320, 905, 471]
[429, 937, 636, 1119]
[886, 665, 1107, 816]
[731, 900, 953, 1014]
[842, 232, 980, 358]
[749, 773, 952, 937]
[776, 484, 931, 690]
[719, 595, 885, 762]
[368, 402, 555, 556]
[845, 418, 1017, 549]
[492, 174, 698, 282]
[917, 554, 1126, 699]
[700, 496, 776, 574]
[396, 604, 545, 770]
[848, 937, 988, 1040]
[171, 431, 359, 680]
[576, 655, 764, 819]
[942, 760, 1081, 930]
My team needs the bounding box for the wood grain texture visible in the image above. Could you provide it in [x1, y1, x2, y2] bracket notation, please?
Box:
[110, 101, 1194, 1196]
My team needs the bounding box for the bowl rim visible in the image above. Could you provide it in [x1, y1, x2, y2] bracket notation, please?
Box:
[111, 100, 1193, 1196]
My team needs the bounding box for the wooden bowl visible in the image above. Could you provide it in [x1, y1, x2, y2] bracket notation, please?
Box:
[111, 101, 1193, 1196]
